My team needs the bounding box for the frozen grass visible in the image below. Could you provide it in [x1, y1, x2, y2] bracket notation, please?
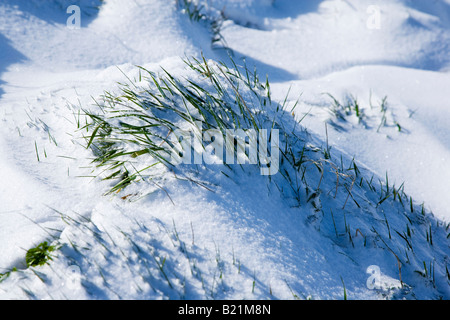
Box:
[81, 55, 279, 194]
[25, 242, 57, 268]
[0, 207, 270, 300]
[0, 241, 58, 284]
[324, 93, 402, 133]
[68, 56, 450, 299]
[176, 0, 228, 49]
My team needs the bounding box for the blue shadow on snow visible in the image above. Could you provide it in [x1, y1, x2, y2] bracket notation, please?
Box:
[0, 0, 103, 27]
[0, 34, 27, 99]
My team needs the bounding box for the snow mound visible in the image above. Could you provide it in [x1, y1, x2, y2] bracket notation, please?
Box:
[1, 57, 449, 300]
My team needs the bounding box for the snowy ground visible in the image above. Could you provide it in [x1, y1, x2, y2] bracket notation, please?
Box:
[0, 0, 449, 300]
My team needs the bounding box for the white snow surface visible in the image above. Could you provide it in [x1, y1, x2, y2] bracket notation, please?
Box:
[0, 0, 449, 300]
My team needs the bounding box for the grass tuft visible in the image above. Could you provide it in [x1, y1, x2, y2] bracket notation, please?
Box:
[25, 242, 57, 268]
[80, 55, 279, 194]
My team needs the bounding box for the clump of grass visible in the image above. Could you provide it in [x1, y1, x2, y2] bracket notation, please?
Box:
[325, 93, 365, 124]
[176, 0, 205, 22]
[324, 93, 402, 133]
[26, 242, 57, 268]
[176, 0, 228, 49]
[81, 55, 277, 194]
[0, 241, 57, 284]
[80, 53, 334, 215]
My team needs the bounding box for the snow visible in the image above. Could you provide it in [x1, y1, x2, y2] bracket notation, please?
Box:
[274, 65, 450, 221]
[0, 0, 449, 300]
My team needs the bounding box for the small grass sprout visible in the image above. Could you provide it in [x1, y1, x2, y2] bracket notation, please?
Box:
[25, 241, 57, 268]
